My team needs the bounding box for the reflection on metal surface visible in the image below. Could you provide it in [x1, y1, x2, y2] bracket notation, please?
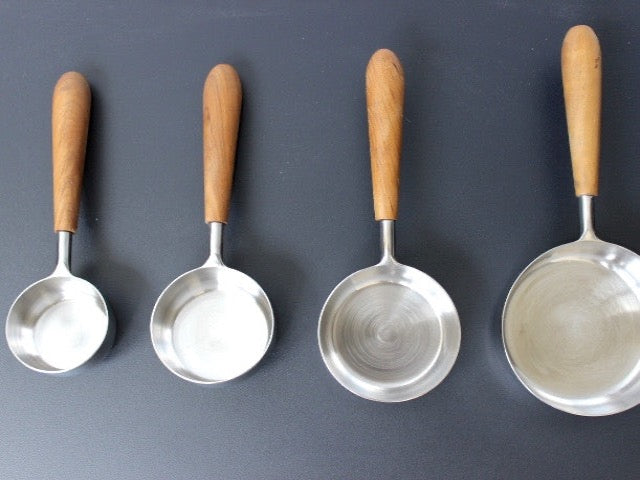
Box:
[579, 195, 597, 240]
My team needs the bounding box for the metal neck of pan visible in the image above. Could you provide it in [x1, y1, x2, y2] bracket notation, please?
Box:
[379, 220, 397, 264]
[52, 231, 72, 276]
[578, 195, 598, 240]
[205, 221, 224, 266]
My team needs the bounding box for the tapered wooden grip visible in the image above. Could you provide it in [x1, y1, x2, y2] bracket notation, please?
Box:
[203, 64, 242, 224]
[562, 25, 601, 197]
[366, 49, 404, 221]
[52, 72, 91, 233]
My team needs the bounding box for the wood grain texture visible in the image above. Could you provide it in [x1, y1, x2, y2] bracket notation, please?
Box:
[203, 64, 242, 224]
[562, 25, 601, 197]
[366, 49, 404, 221]
[52, 71, 91, 233]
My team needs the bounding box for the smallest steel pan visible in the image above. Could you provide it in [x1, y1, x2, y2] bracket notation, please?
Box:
[6, 72, 113, 374]
[6, 267, 111, 374]
[318, 233, 460, 402]
[503, 236, 640, 416]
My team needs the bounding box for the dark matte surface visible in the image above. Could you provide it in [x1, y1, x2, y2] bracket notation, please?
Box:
[1, 1, 639, 479]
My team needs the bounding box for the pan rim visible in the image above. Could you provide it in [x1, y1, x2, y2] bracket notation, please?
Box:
[318, 263, 461, 402]
[5, 274, 110, 374]
[150, 264, 274, 385]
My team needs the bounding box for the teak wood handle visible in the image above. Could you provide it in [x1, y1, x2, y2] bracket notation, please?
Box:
[366, 49, 404, 221]
[203, 64, 242, 224]
[562, 25, 601, 197]
[52, 71, 91, 233]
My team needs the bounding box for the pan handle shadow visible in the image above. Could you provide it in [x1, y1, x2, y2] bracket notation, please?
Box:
[486, 58, 584, 406]
[215, 57, 307, 373]
[224, 233, 306, 373]
[77, 79, 149, 358]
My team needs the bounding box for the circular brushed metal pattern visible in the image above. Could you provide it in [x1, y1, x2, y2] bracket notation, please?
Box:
[319, 262, 460, 402]
[503, 240, 640, 415]
[333, 283, 441, 380]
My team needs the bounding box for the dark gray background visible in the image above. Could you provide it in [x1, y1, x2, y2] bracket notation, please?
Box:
[1, 1, 639, 479]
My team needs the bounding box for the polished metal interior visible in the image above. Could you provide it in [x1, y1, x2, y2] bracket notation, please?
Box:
[6, 232, 112, 374]
[150, 222, 274, 384]
[318, 220, 461, 402]
[503, 196, 640, 415]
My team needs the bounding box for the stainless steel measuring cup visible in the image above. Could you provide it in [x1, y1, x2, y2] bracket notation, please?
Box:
[150, 64, 274, 384]
[502, 26, 640, 416]
[318, 49, 461, 402]
[6, 72, 113, 374]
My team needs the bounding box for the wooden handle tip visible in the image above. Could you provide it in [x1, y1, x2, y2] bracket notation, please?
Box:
[562, 25, 601, 63]
[204, 64, 241, 93]
[367, 49, 404, 78]
[563, 25, 599, 46]
[55, 71, 90, 95]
